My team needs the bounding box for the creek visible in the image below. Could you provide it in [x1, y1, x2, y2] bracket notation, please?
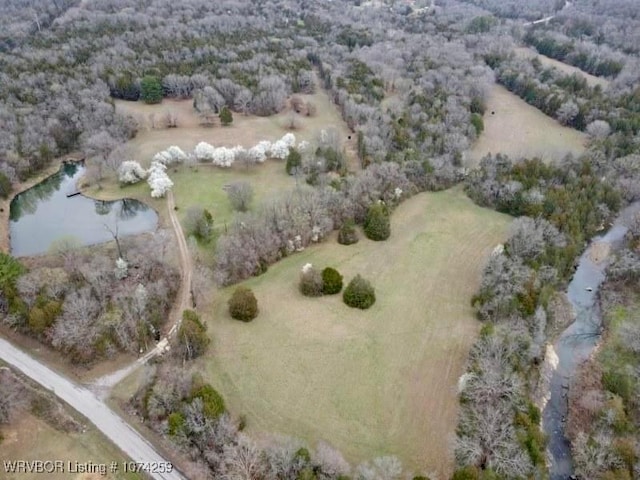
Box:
[544, 206, 638, 479]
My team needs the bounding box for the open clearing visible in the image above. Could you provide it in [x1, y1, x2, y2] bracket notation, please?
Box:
[170, 161, 296, 228]
[115, 80, 358, 170]
[199, 187, 511, 477]
[86, 161, 298, 261]
[1, 412, 140, 480]
[466, 84, 587, 165]
[515, 47, 610, 89]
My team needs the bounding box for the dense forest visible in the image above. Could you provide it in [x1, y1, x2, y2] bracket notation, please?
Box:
[1, 0, 640, 478]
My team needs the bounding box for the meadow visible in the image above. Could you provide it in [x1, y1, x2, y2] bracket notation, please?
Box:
[96, 82, 517, 477]
[466, 84, 587, 165]
[1, 411, 141, 480]
[197, 188, 511, 477]
[114, 78, 358, 171]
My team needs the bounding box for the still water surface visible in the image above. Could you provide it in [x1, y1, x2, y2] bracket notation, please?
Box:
[9, 162, 157, 256]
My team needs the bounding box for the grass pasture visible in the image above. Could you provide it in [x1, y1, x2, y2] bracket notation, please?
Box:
[1, 412, 141, 480]
[170, 161, 296, 228]
[466, 84, 587, 165]
[199, 188, 511, 477]
[115, 80, 358, 170]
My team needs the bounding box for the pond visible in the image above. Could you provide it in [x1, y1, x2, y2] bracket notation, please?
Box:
[9, 162, 158, 257]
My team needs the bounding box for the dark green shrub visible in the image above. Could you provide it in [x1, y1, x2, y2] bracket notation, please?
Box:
[338, 220, 359, 245]
[364, 203, 390, 241]
[228, 286, 258, 321]
[167, 412, 185, 435]
[295, 448, 311, 462]
[603, 370, 634, 404]
[299, 266, 323, 297]
[452, 466, 480, 480]
[189, 384, 225, 419]
[471, 113, 484, 135]
[286, 147, 302, 175]
[343, 275, 375, 309]
[322, 267, 343, 295]
[470, 96, 486, 115]
[140, 75, 163, 104]
[184, 207, 213, 241]
[0, 253, 25, 289]
[177, 310, 210, 360]
[28, 299, 62, 335]
[0, 172, 11, 199]
[412, 476, 430, 480]
[219, 106, 233, 126]
[297, 468, 317, 480]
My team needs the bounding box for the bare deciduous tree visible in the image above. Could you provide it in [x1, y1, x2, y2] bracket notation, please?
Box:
[226, 181, 254, 212]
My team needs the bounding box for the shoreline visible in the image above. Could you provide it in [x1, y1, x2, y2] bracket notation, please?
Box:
[0, 155, 85, 255]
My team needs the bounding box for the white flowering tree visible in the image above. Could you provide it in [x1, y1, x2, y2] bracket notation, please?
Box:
[248, 140, 271, 163]
[118, 161, 147, 184]
[281, 132, 296, 147]
[152, 145, 187, 165]
[194, 141, 216, 162]
[166, 146, 188, 163]
[269, 133, 297, 159]
[147, 161, 174, 198]
[211, 147, 235, 167]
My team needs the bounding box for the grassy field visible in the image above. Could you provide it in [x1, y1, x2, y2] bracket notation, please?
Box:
[515, 47, 610, 89]
[170, 161, 296, 227]
[115, 78, 358, 170]
[197, 187, 511, 477]
[466, 84, 587, 165]
[1, 412, 142, 480]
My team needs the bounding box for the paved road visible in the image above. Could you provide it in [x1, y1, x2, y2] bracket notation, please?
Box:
[0, 337, 186, 480]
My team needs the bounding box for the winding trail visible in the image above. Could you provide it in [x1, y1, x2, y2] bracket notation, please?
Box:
[92, 190, 192, 393]
[165, 190, 193, 337]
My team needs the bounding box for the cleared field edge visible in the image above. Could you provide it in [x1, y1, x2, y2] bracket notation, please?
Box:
[114, 75, 358, 170]
[466, 83, 586, 166]
[199, 188, 512, 477]
[514, 46, 610, 89]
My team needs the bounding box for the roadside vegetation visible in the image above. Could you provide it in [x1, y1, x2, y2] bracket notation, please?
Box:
[0, 233, 178, 364]
[0, 366, 142, 480]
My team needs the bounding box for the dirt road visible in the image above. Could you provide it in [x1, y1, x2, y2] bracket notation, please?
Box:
[0, 337, 185, 480]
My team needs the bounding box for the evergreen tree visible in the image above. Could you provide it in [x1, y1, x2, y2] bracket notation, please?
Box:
[0, 172, 11, 199]
[343, 275, 376, 309]
[219, 106, 233, 126]
[140, 76, 163, 104]
[285, 147, 302, 175]
[364, 203, 391, 241]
